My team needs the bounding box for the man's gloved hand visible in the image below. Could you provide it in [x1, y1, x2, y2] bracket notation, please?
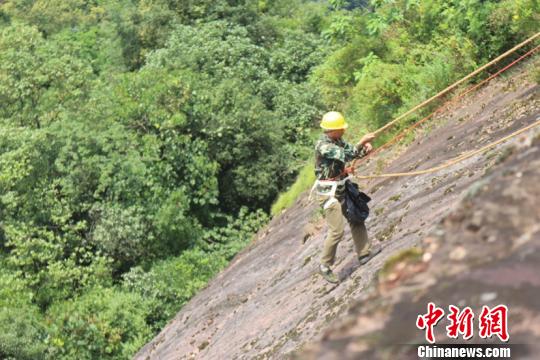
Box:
[362, 142, 373, 153]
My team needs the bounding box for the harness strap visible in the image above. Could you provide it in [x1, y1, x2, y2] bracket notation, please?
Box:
[308, 175, 350, 201]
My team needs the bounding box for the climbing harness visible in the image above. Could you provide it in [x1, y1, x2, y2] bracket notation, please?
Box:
[310, 175, 350, 198]
[309, 175, 351, 209]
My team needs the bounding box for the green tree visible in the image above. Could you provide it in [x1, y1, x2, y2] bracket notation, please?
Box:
[0, 23, 93, 128]
[47, 287, 152, 360]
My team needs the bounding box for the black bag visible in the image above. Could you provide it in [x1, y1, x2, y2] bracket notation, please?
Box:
[340, 180, 371, 223]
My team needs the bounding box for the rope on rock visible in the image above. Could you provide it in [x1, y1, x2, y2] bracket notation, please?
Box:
[354, 118, 540, 180]
[371, 32, 540, 138]
[343, 32, 540, 180]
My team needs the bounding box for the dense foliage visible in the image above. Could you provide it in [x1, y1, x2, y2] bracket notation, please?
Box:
[0, 0, 537, 358]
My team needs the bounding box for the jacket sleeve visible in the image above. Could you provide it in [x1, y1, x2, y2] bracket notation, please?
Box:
[343, 141, 368, 162]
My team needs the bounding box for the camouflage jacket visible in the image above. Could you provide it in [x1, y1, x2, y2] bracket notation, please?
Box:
[314, 133, 368, 180]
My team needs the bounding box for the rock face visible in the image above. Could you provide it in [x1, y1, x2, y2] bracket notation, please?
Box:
[135, 62, 540, 360]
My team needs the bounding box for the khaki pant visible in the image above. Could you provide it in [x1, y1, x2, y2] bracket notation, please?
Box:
[318, 196, 371, 267]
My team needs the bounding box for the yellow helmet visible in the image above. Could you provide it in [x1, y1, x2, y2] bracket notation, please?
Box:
[320, 111, 348, 130]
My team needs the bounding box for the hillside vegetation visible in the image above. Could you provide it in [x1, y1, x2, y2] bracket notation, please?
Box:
[0, 0, 537, 359]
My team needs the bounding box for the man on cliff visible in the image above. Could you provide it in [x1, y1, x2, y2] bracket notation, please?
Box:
[314, 111, 381, 284]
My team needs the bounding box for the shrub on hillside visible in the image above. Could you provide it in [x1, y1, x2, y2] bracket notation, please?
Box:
[0, 269, 48, 360]
[47, 287, 152, 360]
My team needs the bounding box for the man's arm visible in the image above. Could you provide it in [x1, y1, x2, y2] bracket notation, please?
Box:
[343, 132, 375, 161]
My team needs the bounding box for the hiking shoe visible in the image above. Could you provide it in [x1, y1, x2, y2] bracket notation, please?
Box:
[358, 244, 382, 265]
[319, 264, 339, 284]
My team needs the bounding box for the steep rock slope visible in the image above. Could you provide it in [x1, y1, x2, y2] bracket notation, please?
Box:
[136, 61, 539, 360]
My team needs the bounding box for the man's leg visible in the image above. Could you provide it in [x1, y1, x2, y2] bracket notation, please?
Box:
[350, 221, 381, 265]
[350, 221, 370, 258]
[321, 199, 345, 267]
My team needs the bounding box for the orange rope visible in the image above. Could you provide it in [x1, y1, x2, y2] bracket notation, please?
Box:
[340, 34, 540, 179]
[371, 32, 540, 137]
[354, 118, 540, 179]
[349, 43, 540, 174]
